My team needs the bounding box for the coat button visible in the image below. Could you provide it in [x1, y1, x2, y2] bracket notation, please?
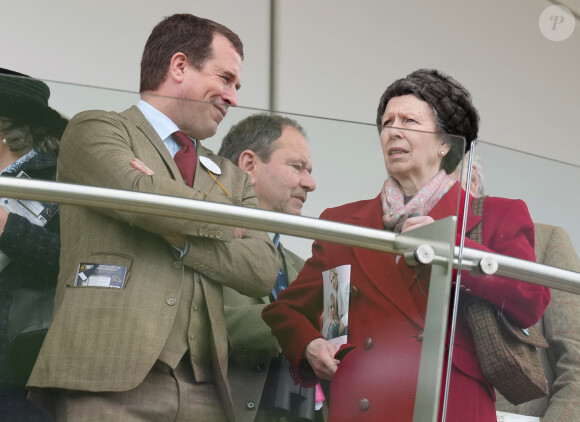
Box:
[166, 297, 176, 306]
[359, 398, 370, 411]
[350, 285, 360, 297]
[416, 331, 424, 342]
[173, 260, 182, 269]
[256, 363, 266, 372]
[246, 401, 256, 409]
[364, 337, 373, 350]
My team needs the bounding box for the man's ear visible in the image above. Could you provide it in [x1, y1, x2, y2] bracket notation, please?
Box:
[238, 150, 260, 183]
[168, 52, 188, 83]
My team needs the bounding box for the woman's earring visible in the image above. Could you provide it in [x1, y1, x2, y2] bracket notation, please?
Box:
[2, 138, 6, 144]
[439, 150, 446, 156]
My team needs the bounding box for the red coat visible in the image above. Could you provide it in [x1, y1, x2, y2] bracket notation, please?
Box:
[262, 183, 551, 422]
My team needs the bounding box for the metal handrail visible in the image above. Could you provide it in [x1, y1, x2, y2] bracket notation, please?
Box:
[2, 177, 580, 295]
[457, 247, 580, 294]
[0, 178, 424, 253]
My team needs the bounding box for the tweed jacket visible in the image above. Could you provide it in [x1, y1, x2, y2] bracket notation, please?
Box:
[496, 223, 580, 422]
[263, 183, 551, 422]
[225, 243, 304, 422]
[27, 106, 279, 421]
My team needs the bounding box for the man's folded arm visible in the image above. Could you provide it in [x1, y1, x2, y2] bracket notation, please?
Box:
[58, 111, 239, 239]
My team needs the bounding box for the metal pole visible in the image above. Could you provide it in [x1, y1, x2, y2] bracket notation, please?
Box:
[2, 177, 580, 294]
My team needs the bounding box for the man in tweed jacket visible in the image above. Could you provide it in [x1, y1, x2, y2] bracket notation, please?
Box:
[454, 156, 580, 422]
[495, 223, 580, 422]
[27, 14, 279, 422]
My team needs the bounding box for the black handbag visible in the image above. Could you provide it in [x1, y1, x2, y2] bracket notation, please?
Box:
[7, 287, 55, 387]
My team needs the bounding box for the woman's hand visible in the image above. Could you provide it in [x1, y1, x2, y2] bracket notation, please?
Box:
[304, 338, 340, 380]
[401, 215, 435, 233]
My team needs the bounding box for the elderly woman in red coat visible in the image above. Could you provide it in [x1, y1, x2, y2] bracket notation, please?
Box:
[262, 69, 551, 422]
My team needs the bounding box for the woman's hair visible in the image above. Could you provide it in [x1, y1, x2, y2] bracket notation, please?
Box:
[375, 69, 480, 174]
[0, 116, 60, 156]
[454, 151, 486, 197]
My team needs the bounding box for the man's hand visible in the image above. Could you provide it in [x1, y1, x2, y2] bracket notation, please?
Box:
[131, 158, 154, 175]
[304, 338, 340, 381]
[163, 234, 187, 249]
[233, 227, 246, 238]
[130, 157, 245, 242]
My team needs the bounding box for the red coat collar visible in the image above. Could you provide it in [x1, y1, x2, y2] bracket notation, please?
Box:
[347, 195, 425, 328]
[338, 183, 481, 329]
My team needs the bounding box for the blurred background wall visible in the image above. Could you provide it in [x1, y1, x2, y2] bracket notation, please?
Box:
[2, 0, 578, 257]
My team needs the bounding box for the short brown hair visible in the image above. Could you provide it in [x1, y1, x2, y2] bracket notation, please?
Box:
[218, 114, 306, 165]
[140, 13, 243, 92]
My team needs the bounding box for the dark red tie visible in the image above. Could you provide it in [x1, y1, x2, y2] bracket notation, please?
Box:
[173, 131, 197, 187]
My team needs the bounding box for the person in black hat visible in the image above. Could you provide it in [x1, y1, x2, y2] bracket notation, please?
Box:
[0, 67, 66, 422]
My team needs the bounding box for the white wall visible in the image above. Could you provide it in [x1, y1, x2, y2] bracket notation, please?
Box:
[1, 0, 271, 109]
[274, 0, 580, 164]
[273, 0, 580, 256]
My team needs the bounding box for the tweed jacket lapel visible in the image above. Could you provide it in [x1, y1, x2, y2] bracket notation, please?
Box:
[122, 106, 228, 197]
[122, 105, 184, 183]
[194, 143, 219, 193]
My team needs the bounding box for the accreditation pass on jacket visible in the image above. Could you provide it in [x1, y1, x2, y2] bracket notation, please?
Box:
[74, 263, 128, 288]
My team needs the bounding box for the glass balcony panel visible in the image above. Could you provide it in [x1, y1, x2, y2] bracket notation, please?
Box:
[450, 140, 580, 422]
[1, 74, 471, 422]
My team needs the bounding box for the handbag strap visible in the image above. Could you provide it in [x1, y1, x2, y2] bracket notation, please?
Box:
[467, 195, 489, 244]
[466, 195, 549, 348]
[463, 196, 486, 309]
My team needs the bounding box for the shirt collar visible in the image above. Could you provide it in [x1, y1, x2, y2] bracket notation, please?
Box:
[137, 99, 180, 142]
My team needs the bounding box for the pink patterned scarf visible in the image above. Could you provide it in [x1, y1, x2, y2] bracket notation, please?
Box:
[381, 169, 456, 232]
